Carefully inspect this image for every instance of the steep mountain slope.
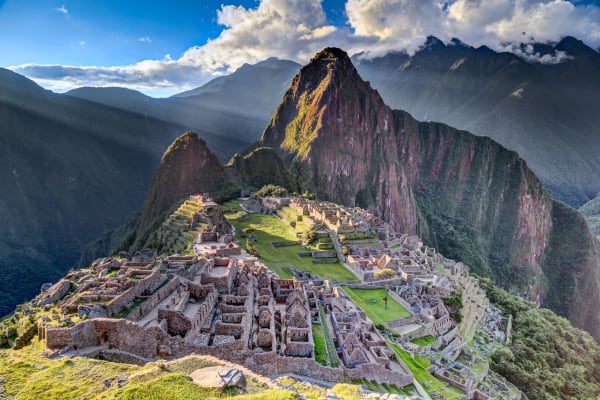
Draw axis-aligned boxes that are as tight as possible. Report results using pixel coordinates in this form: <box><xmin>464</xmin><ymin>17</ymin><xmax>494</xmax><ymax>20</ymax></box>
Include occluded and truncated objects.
<box><xmin>353</xmin><ymin>36</ymin><xmax>600</xmax><ymax>207</ymax></box>
<box><xmin>579</xmin><ymin>194</ymin><xmax>600</xmax><ymax>237</ymax></box>
<box><xmin>130</xmin><ymin>132</ymin><xmax>225</xmax><ymax>250</ymax></box>
<box><xmin>0</xmin><ymin>69</ymin><xmax>190</xmax><ymax>316</ymax></box>
<box><xmin>68</xmin><ymin>58</ymin><xmax>300</xmax><ymax>153</ymax></box>
<box><xmin>250</xmin><ymin>48</ymin><xmax>599</xmax><ymax>340</ymax></box>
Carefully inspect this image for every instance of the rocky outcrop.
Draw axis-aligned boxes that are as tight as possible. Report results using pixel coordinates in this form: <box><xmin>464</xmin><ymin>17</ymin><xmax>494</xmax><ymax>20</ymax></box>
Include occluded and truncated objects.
<box><xmin>260</xmin><ymin>48</ymin><xmax>419</xmax><ymax>234</ymax></box>
<box><xmin>190</xmin><ymin>366</ymin><xmax>246</xmax><ymax>391</ymax></box>
<box><xmin>37</xmin><ymin>279</ymin><xmax>71</xmax><ymax>306</ymax></box>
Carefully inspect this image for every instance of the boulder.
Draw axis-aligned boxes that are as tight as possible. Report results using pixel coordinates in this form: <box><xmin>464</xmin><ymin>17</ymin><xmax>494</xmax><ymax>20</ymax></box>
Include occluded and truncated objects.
<box><xmin>78</xmin><ymin>305</ymin><xmax>108</xmax><ymax>319</ymax></box>
<box><xmin>133</xmin><ymin>248</ymin><xmax>157</xmax><ymax>263</ymax></box>
<box><xmin>190</xmin><ymin>366</ymin><xmax>246</xmax><ymax>391</ymax></box>
<box><xmin>37</xmin><ymin>279</ymin><xmax>70</xmax><ymax>306</ymax></box>
<box><xmin>40</xmin><ymin>283</ymin><xmax>53</xmax><ymax>292</ymax></box>
<box><xmin>118</xmin><ymin>251</ymin><xmax>133</xmax><ymax>261</ymax></box>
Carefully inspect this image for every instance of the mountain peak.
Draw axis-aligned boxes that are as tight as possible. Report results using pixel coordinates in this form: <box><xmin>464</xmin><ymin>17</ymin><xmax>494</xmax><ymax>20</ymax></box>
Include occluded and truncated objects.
<box><xmin>424</xmin><ymin>36</ymin><xmax>445</xmax><ymax>49</ymax></box>
<box><xmin>134</xmin><ymin>131</ymin><xmax>224</xmax><ymax>245</ymax></box>
<box><xmin>555</xmin><ymin>35</ymin><xmax>597</xmax><ymax>58</ymax></box>
<box><xmin>260</xmin><ymin>47</ymin><xmax>380</xmax><ymax>154</ymax></box>
<box><xmin>310</xmin><ymin>47</ymin><xmax>351</xmax><ymax>63</ymax></box>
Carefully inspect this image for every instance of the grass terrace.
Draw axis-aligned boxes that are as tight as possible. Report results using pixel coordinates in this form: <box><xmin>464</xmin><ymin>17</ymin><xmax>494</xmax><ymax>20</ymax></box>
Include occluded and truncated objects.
<box><xmin>410</xmin><ymin>335</ymin><xmax>437</xmax><ymax>347</ymax></box>
<box><xmin>389</xmin><ymin>343</ymin><xmax>464</xmax><ymax>399</ymax></box>
<box><xmin>341</xmin><ymin>287</ymin><xmax>410</xmax><ymax>328</ymax></box>
<box><xmin>223</xmin><ymin>200</ymin><xmax>357</xmax><ymax>282</ymax></box>
<box><xmin>352</xmin><ymin>379</ymin><xmax>417</xmax><ymax>396</ymax></box>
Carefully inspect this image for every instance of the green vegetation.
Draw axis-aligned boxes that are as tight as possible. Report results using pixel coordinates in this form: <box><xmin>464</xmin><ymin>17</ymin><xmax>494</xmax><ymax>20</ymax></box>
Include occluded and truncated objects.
<box><xmin>352</xmin><ymin>378</ymin><xmax>416</xmax><ymax>396</ymax></box>
<box><xmin>0</xmin><ymin>344</ymin><xmax>302</xmax><ymax>400</ymax></box>
<box><xmin>145</xmin><ymin>199</ymin><xmax>206</xmax><ymax>254</ymax></box>
<box><xmin>479</xmin><ymin>277</ymin><xmax>600</xmax><ymax>400</ymax></box>
<box><xmin>0</xmin><ymin>341</ymin><xmax>136</xmax><ymax>399</ymax></box>
<box><xmin>441</xmin><ymin>289</ymin><xmax>463</xmax><ymax>324</ymax></box>
<box><xmin>223</xmin><ymin>201</ymin><xmax>357</xmax><ymax>282</ymax></box>
<box><xmin>103</xmin><ymin>374</ymin><xmax>295</xmax><ymax>400</ymax></box>
<box><xmin>255</xmin><ymin>184</ymin><xmax>288</xmax><ymax>198</ymax></box>
<box><xmin>373</xmin><ymin>268</ymin><xmax>396</xmax><ymax>279</ymax></box>
<box><xmin>314</xmin><ymin>305</ymin><xmax>339</xmax><ymax>367</ymax></box>
<box><xmin>389</xmin><ymin>343</ymin><xmax>464</xmax><ymax>399</ymax></box>
<box><xmin>311</xmin><ymin>324</ymin><xmax>327</xmax><ymax>365</ymax></box>
<box><xmin>331</xmin><ymin>383</ymin><xmax>361</xmax><ymax>400</ymax></box>
<box><xmin>341</xmin><ymin>287</ymin><xmax>410</xmax><ymax>327</ymax></box>
<box><xmin>410</xmin><ymin>335</ymin><xmax>437</xmax><ymax>347</ymax></box>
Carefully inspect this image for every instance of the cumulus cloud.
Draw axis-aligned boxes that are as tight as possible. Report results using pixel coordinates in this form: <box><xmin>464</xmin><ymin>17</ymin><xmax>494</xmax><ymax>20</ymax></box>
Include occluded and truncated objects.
<box><xmin>11</xmin><ymin>0</ymin><xmax>600</xmax><ymax>95</ymax></box>
<box><xmin>177</xmin><ymin>0</ymin><xmax>343</xmax><ymax>74</ymax></box>
<box><xmin>346</xmin><ymin>0</ymin><xmax>600</xmax><ymax>57</ymax></box>
<box><xmin>139</xmin><ymin>36</ymin><xmax>152</xmax><ymax>43</ymax></box>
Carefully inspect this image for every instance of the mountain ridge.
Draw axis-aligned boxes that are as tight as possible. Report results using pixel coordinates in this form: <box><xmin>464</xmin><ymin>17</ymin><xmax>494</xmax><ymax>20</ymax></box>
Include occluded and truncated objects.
<box><xmin>130</xmin><ymin>47</ymin><xmax>600</xmax><ymax>341</ymax></box>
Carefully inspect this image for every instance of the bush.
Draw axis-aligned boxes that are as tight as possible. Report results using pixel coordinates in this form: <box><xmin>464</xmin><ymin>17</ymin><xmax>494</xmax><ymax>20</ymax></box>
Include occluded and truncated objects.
<box><xmin>255</xmin><ymin>184</ymin><xmax>288</xmax><ymax>198</ymax></box>
<box><xmin>374</xmin><ymin>268</ymin><xmax>396</xmax><ymax>279</ymax></box>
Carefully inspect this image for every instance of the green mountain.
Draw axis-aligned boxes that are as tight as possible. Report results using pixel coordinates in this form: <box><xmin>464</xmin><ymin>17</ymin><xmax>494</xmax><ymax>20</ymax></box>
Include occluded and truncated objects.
<box><xmin>128</xmin><ymin>48</ymin><xmax>600</xmax><ymax>342</ymax></box>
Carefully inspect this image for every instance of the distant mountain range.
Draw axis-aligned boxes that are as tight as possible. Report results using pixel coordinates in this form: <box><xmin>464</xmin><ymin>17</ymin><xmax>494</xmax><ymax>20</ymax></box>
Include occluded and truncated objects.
<box><xmin>1</xmin><ymin>35</ymin><xmax>599</xmax><ymax>320</ymax></box>
<box><xmin>352</xmin><ymin>36</ymin><xmax>600</xmax><ymax>207</ymax></box>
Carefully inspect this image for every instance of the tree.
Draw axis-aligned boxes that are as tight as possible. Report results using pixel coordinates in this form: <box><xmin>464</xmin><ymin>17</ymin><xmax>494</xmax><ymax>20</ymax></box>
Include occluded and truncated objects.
<box><xmin>304</xmin><ymin>229</ymin><xmax>317</xmax><ymax>246</ymax></box>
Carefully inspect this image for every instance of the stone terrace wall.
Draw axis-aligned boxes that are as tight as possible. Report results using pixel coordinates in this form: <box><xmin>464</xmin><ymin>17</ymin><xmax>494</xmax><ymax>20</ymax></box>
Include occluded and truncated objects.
<box><xmin>106</xmin><ymin>269</ymin><xmax>161</xmax><ymax>315</ymax></box>
<box><xmin>126</xmin><ymin>277</ymin><xmax>180</xmax><ymax>321</ymax></box>
<box><xmin>250</xmin><ymin>353</ymin><xmax>344</xmax><ymax>383</ymax></box>
<box><xmin>45</xmin><ymin>320</ymin><xmax>99</xmax><ymax>349</ymax></box>
<box><xmin>345</xmin><ymin>363</ymin><xmax>412</xmax><ymax>386</ymax></box>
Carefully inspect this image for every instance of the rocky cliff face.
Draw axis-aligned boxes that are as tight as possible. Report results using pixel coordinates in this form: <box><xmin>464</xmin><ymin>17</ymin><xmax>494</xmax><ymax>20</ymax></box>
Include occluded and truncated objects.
<box><xmin>132</xmin><ymin>132</ymin><xmax>225</xmax><ymax>249</ymax></box>
<box><xmin>255</xmin><ymin>48</ymin><xmax>599</xmax><ymax>340</ymax></box>
<box><xmin>260</xmin><ymin>48</ymin><xmax>419</xmax><ymax>234</ymax></box>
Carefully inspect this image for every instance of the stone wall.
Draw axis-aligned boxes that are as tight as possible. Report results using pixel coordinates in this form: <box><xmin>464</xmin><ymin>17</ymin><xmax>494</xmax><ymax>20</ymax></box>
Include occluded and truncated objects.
<box><xmin>106</xmin><ymin>269</ymin><xmax>161</xmax><ymax>315</ymax></box>
<box><xmin>126</xmin><ymin>277</ymin><xmax>180</xmax><ymax>321</ymax></box>
<box><xmin>46</xmin><ymin>319</ymin><xmax>99</xmax><ymax>349</ymax></box>
<box><xmin>250</xmin><ymin>354</ymin><xmax>344</xmax><ymax>383</ymax></box>
<box><xmin>345</xmin><ymin>363</ymin><xmax>413</xmax><ymax>387</ymax></box>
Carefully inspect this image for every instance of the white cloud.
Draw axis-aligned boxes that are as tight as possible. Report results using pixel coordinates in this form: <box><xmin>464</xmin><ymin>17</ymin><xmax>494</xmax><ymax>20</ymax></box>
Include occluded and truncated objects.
<box><xmin>177</xmin><ymin>0</ymin><xmax>341</xmax><ymax>74</ymax></box>
<box><xmin>345</xmin><ymin>0</ymin><xmax>600</xmax><ymax>57</ymax></box>
<box><xmin>78</xmin><ymin>40</ymin><xmax>86</xmax><ymax>46</ymax></box>
<box><xmin>56</xmin><ymin>4</ymin><xmax>68</xmax><ymax>15</ymax></box>
<box><xmin>12</xmin><ymin>0</ymin><xmax>600</xmax><ymax>95</ymax></box>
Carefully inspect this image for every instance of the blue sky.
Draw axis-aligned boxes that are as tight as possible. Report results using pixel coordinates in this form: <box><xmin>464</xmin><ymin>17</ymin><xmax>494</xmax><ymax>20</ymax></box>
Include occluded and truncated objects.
<box><xmin>1</xmin><ymin>0</ymin><xmax>599</xmax><ymax>96</ymax></box>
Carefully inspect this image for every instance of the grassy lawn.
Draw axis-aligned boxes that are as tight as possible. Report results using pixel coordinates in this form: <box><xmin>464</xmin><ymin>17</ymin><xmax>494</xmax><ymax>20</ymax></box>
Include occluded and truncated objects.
<box><xmin>223</xmin><ymin>201</ymin><xmax>357</xmax><ymax>282</ymax></box>
<box><xmin>410</xmin><ymin>335</ymin><xmax>437</xmax><ymax>347</ymax></box>
<box><xmin>0</xmin><ymin>342</ymin><xmax>298</xmax><ymax>400</ymax></box>
<box><xmin>390</xmin><ymin>343</ymin><xmax>464</xmax><ymax>400</ymax></box>
<box><xmin>341</xmin><ymin>287</ymin><xmax>410</xmax><ymax>327</ymax></box>
<box><xmin>312</xmin><ymin>324</ymin><xmax>327</xmax><ymax>365</ymax></box>
<box><xmin>318</xmin><ymin>304</ymin><xmax>339</xmax><ymax>367</ymax></box>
